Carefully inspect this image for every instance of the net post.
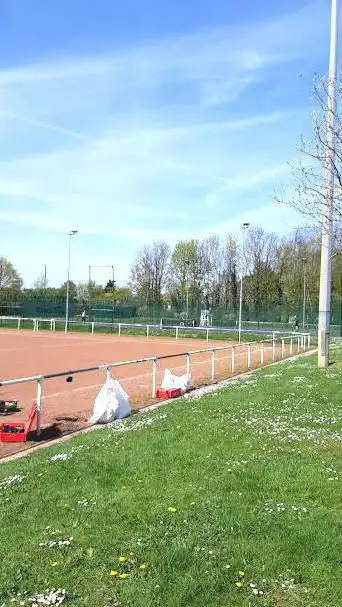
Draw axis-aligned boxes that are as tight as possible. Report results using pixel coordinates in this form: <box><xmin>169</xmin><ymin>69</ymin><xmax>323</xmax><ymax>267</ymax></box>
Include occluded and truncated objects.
<box><xmin>211</xmin><ymin>349</ymin><xmax>215</xmax><ymax>381</ymax></box>
<box><xmin>290</xmin><ymin>337</ymin><xmax>293</xmax><ymax>354</ymax></box>
<box><xmin>64</xmin><ymin>319</ymin><xmax>68</xmax><ymax>334</ymax></box>
<box><xmin>176</xmin><ymin>326</ymin><xmax>179</xmax><ymax>340</ymax></box>
<box><xmin>119</xmin><ymin>323</ymin><xmax>121</xmax><ymax>337</ymax></box>
<box><xmin>18</xmin><ymin>318</ymin><xmax>21</xmax><ymax>330</ymax></box>
<box><xmin>206</xmin><ymin>328</ymin><xmax>209</xmax><ymax>342</ymax></box>
<box><xmin>261</xmin><ymin>341</ymin><xmax>264</xmax><ymax>365</ymax></box>
<box><xmin>152</xmin><ymin>358</ymin><xmax>157</xmax><ymax>398</ymax></box>
<box><xmin>231</xmin><ymin>346</ymin><xmax>235</xmax><ymax>374</ymax></box>
<box><xmin>36</xmin><ymin>379</ymin><xmax>43</xmax><ymax>436</ymax></box>
<box><xmin>91</xmin><ymin>321</ymin><xmax>95</xmax><ymax>335</ymax></box>
<box><xmin>247</xmin><ymin>343</ymin><xmax>251</xmax><ymax>369</ymax></box>
<box><xmin>50</xmin><ymin>319</ymin><xmax>53</xmax><ymax>331</ymax></box>
<box><xmin>281</xmin><ymin>338</ymin><xmax>285</xmax><ymax>359</ymax></box>
<box><xmin>160</xmin><ymin>318</ymin><xmax>163</xmax><ymax>330</ymax></box>
<box><xmin>147</xmin><ymin>325</ymin><xmax>150</xmax><ymax>339</ymax></box>
<box><xmin>186</xmin><ymin>353</ymin><xmax>191</xmax><ymax>376</ymax></box>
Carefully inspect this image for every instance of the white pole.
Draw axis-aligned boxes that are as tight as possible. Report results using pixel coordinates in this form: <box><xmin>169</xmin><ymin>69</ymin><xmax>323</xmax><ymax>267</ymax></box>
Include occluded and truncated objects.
<box><xmin>281</xmin><ymin>338</ymin><xmax>285</xmax><ymax>359</ymax></box>
<box><xmin>152</xmin><ymin>359</ymin><xmax>157</xmax><ymax>398</ymax></box>
<box><xmin>211</xmin><ymin>350</ymin><xmax>215</xmax><ymax>381</ymax></box>
<box><xmin>238</xmin><ymin>223</ymin><xmax>250</xmax><ymax>344</ymax></box>
<box><xmin>176</xmin><ymin>326</ymin><xmax>179</xmax><ymax>340</ymax></box>
<box><xmin>36</xmin><ymin>379</ymin><xmax>43</xmax><ymax>436</ymax></box>
<box><xmin>318</xmin><ymin>0</ymin><xmax>339</xmax><ymax>368</ymax></box>
<box><xmin>206</xmin><ymin>328</ymin><xmax>209</xmax><ymax>342</ymax></box>
<box><xmin>18</xmin><ymin>318</ymin><xmax>21</xmax><ymax>330</ymax></box>
<box><xmin>119</xmin><ymin>323</ymin><xmax>121</xmax><ymax>337</ymax></box>
<box><xmin>261</xmin><ymin>342</ymin><xmax>264</xmax><ymax>365</ymax></box>
<box><xmin>91</xmin><ymin>321</ymin><xmax>95</xmax><ymax>335</ymax></box>
<box><xmin>147</xmin><ymin>325</ymin><xmax>150</xmax><ymax>339</ymax></box>
<box><xmin>231</xmin><ymin>346</ymin><xmax>235</xmax><ymax>373</ymax></box>
<box><xmin>65</xmin><ymin>230</ymin><xmax>77</xmax><ymax>334</ymax></box>
<box><xmin>272</xmin><ymin>338</ymin><xmax>276</xmax><ymax>361</ymax></box>
<box><xmin>303</xmin><ymin>263</ymin><xmax>307</xmax><ymax>330</ymax></box>
<box><xmin>247</xmin><ymin>343</ymin><xmax>251</xmax><ymax>368</ymax></box>
<box><xmin>186</xmin><ymin>353</ymin><xmax>191</xmax><ymax>376</ymax></box>
<box><xmin>290</xmin><ymin>337</ymin><xmax>293</xmax><ymax>354</ymax></box>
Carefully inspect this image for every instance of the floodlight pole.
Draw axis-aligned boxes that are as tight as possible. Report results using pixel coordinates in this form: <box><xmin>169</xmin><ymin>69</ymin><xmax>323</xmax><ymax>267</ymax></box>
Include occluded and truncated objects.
<box><xmin>318</xmin><ymin>0</ymin><xmax>339</xmax><ymax>367</ymax></box>
<box><xmin>302</xmin><ymin>258</ymin><xmax>307</xmax><ymax>330</ymax></box>
<box><xmin>65</xmin><ymin>230</ymin><xmax>78</xmax><ymax>333</ymax></box>
<box><xmin>238</xmin><ymin>223</ymin><xmax>250</xmax><ymax>344</ymax></box>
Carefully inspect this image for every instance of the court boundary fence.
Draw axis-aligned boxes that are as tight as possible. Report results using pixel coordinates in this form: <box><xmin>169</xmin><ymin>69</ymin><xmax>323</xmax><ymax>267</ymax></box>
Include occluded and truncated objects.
<box><xmin>0</xmin><ymin>331</ymin><xmax>311</xmax><ymax>439</ymax></box>
<box><xmin>0</xmin><ymin>315</ymin><xmax>300</xmax><ymax>342</ymax></box>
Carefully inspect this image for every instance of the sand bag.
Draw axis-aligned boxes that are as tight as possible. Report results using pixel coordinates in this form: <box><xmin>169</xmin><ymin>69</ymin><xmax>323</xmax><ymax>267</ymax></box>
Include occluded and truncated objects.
<box><xmin>161</xmin><ymin>369</ymin><xmax>191</xmax><ymax>393</ymax></box>
<box><xmin>89</xmin><ymin>378</ymin><xmax>131</xmax><ymax>424</ymax></box>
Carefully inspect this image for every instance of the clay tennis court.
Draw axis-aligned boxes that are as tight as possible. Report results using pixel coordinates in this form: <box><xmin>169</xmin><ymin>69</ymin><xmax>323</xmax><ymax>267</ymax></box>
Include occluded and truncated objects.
<box><xmin>0</xmin><ymin>328</ymin><xmax>294</xmax><ymax>457</ymax></box>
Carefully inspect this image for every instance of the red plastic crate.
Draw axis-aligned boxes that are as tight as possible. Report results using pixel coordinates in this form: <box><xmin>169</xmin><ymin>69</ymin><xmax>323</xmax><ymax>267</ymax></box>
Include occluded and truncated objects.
<box><xmin>0</xmin><ymin>401</ymin><xmax>37</xmax><ymax>443</ymax></box>
<box><xmin>156</xmin><ymin>388</ymin><xmax>182</xmax><ymax>399</ymax></box>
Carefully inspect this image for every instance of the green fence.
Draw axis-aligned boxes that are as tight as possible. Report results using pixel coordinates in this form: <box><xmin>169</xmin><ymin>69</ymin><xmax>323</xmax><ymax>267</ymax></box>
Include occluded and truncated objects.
<box><xmin>1</xmin><ymin>296</ymin><xmax>342</xmax><ymax>334</ymax></box>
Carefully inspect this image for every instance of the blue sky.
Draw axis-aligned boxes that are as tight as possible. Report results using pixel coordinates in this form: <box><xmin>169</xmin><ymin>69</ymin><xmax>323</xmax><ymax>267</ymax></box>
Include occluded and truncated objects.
<box><xmin>0</xmin><ymin>0</ymin><xmax>334</xmax><ymax>287</ymax></box>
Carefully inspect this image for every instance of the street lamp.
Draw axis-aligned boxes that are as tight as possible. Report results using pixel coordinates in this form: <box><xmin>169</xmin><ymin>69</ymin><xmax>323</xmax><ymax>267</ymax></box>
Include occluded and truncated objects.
<box><xmin>238</xmin><ymin>222</ymin><xmax>250</xmax><ymax>344</ymax></box>
<box><xmin>65</xmin><ymin>230</ymin><xmax>78</xmax><ymax>333</ymax></box>
<box><xmin>302</xmin><ymin>258</ymin><xmax>308</xmax><ymax>329</ymax></box>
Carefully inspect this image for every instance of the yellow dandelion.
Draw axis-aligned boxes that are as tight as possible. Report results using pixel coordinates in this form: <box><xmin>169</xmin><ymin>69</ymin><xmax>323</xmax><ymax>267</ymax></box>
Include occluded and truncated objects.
<box><xmin>139</xmin><ymin>563</ymin><xmax>148</xmax><ymax>570</ymax></box>
<box><xmin>119</xmin><ymin>573</ymin><xmax>129</xmax><ymax>579</ymax></box>
<box><xmin>238</xmin><ymin>571</ymin><xmax>245</xmax><ymax>577</ymax></box>
<box><xmin>235</xmin><ymin>581</ymin><xmax>243</xmax><ymax>588</ymax></box>
<box><xmin>168</xmin><ymin>507</ymin><xmax>177</xmax><ymax>513</ymax></box>
<box><xmin>110</xmin><ymin>570</ymin><xmax>118</xmax><ymax>576</ymax></box>
<box><xmin>118</xmin><ymin>556</ymin><xmax>126</xmax><ymax>563</ymax></box>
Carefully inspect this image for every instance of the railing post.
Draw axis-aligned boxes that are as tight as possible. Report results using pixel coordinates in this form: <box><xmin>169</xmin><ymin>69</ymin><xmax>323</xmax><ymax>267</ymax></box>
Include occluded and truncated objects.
<box><xmin>18</xmin><ymin>318</ymin><xmax>21</xmax><ymax>330</ymax></box>
<box><xmin>308</xmin><ymin>334</ymin><xmax>311</xmax><ymax>348</ymax></box>
<box><xmin>281</xmin><ymin>338</ymin><xmax>285</xmax><ymax>359</ymax></box>
<box><xmin>176</xmin><ymin>327</ymin><xmax>179</xmax><ymax>340</ymax></box>
<box><xmin>118</xmin><ymin>323</ymin><xmax>121</xmax><ymax>337</ymax></box>
<box><xmin>36</xmin><ymin>379</ymin><xmax>43</xmax><ymax>436</ymax></box>
<box><xmin>91</xmin><ymin>321</ymin><xmax>95</xmax><ymax>335</ymax></box>
<box><xmin>231</xmin><ymin>346</ymin><xmax>235</xmax><ymax>374</ymax></box>
<box><xmin>290</xmin><ymin>337</ymin><xmax>293</xmax><ymax>354</ymax></box>
<box><xmin>247</xmin><ymin>343</ymin><xmax>251</xmax><ymax>369</ymax></box>
<box><xmin>206</xmin><ymin>328</ymin><xmax>209</xmax><ymax>342</ymax></box>
<box><xmin>186</xmin><ymin>353</ymin><xmax>191</xmax><ymax>376</ymax></box>
<box><xmin>261</xmin><ymin>342</ymin><xmax>264</xmax><ymax>365</ymax></box>
<box><xmin>272</xmin><ymin>337</ymin><xmax>276</xmax><ymax>361</ymax></box>
<box><xmin>297</xmin><ymin>336</ymin><xmax>300</xmax><ymax>353</ymax></box>
<box><xmin>152</xmin><ymin>358</ymin><xmax>157</xmax><ymax>398</ymax></box>
<box><xmin>211</xmin><ymin>349</ymin><xmax>215</xmax><ymax>381</ymax></box>
<box><xmin>160</xmin><ymin>318</ymin><xmax>163</xmax><ymax>330</ymax></box>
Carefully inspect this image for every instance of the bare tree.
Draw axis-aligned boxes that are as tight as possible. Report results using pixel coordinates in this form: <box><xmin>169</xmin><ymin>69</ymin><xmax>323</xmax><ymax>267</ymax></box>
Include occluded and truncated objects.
<box><xmin>0</xmin><ymin>257</ymin><xmax>22</xmax><ymax>291</ymax></box>
<box><xmin>276</xmin><ymin>76</ymin><xmax>342</xmax><ymax>241</ymax></box>
<box><xmin>131</xmin><ymin>241</ymin><xmax>170</xmax><ymax>305</ymax></box>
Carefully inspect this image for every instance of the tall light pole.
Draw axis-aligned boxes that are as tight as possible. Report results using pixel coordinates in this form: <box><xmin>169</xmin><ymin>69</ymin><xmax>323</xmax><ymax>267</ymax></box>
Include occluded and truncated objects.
<box><xmin>302</xmin><ymin>258</ymin><xmax>308</xmax><ymax>329</ymax></box>
<box><xmin>238</xmin><ymin>222</ymin><xmax>250</xmax><ymax>344</ymax></box>
<box><xmin>318</xmin><ymin>0</ymin><xmax>339</xmax><ymax>367</ymax></box>
<box><xmin>65</xmin><ymin>230</ymin><xmax>78</xmax><ymax>333</ymax></box>
<box><xmin>185</xmin><ymin>259</ymin><xmax>190</xmax><ymax>320</ymax></box>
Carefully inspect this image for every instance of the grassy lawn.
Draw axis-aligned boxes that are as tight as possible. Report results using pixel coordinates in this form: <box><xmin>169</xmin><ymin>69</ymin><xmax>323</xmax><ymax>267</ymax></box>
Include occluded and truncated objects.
<box><xmin>1</xmin><ymin>345</ymin><xmax>341</xmax><ymax>606</ymax></box>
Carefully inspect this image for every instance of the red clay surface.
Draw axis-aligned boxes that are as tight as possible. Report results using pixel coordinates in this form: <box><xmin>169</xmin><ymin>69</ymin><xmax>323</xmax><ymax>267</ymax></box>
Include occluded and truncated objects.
<box><xmin>0</xmin><ymin>329</ymin><xmax>295</xmax><ymax>457</ymax></box>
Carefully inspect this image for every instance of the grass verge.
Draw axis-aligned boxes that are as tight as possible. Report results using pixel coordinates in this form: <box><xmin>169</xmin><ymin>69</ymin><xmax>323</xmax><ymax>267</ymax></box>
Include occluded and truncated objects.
<box><xmin>1</xmin><ymin>346</ymin><xmax>341</xmax><ymax>606</ymax></box>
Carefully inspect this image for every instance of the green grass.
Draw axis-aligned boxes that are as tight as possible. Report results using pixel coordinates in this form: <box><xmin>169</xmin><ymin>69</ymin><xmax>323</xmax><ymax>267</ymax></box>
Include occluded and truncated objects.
<box><xmin>2</xmin><ymin>345</ymin><xmax>342</xmax><ymax>606</ymax></box>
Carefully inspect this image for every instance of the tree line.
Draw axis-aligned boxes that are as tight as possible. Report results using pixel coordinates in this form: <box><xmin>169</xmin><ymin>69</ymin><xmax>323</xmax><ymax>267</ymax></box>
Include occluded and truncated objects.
<box><xmin>2</xmin><ymin>225</ymin><xmax>342</xmax><ymax>319</ymax></box>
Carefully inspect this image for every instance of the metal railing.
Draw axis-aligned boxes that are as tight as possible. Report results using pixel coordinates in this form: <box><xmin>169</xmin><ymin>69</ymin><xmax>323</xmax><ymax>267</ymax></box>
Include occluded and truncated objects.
<box><xmin>0</xmin><ymin>333</ymin><xmax>311</xmax><ymax>437</ymax></box>
<box><xmin>0</xmin><ymin>315</ymin><xmax>294</xmax><ymax>342</ymax></box>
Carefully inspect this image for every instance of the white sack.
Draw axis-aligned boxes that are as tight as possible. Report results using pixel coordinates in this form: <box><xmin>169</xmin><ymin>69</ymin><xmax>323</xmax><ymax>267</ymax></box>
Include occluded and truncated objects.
<box><xmin>161</xmin><ymin>369</ymin><xmax>191</xmax><ymax>393</ymax></box>
<box><xmin>89</xmin><ymin>378</ymin><xmax>131</xmax><ymax>425</ymax></box>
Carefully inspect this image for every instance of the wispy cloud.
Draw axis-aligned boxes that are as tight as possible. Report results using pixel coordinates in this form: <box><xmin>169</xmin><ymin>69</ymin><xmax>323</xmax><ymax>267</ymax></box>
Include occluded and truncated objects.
<box><xmin>0</xmin><ymin>1</ymin><xmax>327</xmax><ymax>285</ymax></box>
